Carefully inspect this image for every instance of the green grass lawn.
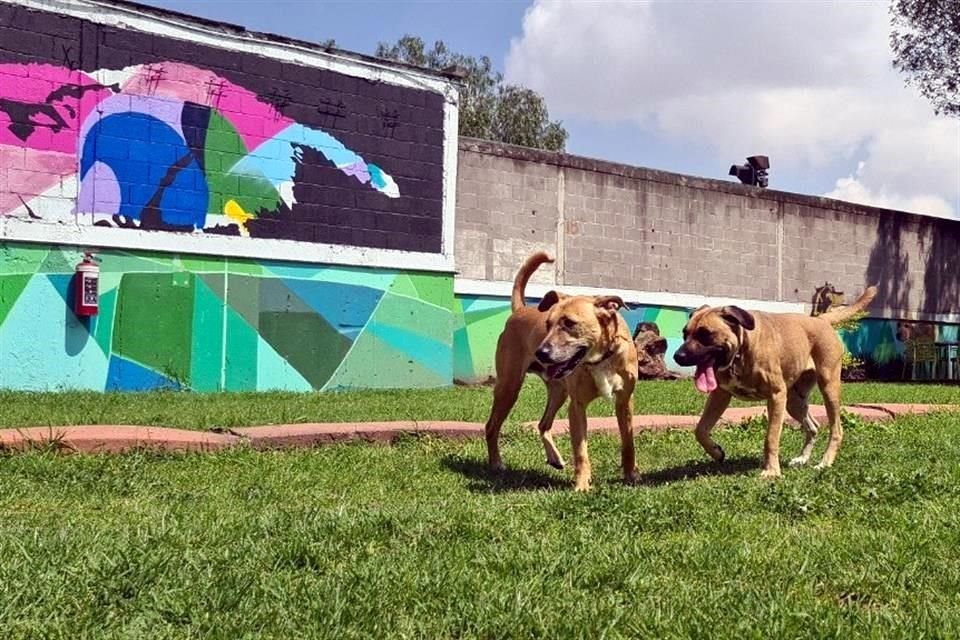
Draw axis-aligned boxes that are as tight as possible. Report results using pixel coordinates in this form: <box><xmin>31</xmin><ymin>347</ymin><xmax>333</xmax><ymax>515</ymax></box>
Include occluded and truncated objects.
<box><xmin>1</xmin><ymin>384</ymin><xmax>959</xmax><ymax>638</ymax></box>
<box><xmin>0</xmin><ymin>381</ymin><xmax>958</xmax><ymax>429</ymax></box>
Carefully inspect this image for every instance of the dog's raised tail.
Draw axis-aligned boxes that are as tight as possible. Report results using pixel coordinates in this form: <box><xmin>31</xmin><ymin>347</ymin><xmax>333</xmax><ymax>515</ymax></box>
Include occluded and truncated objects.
<box><xmin>820</xmin><ymin>285</ymin><xmax>878</xmax><ymax>326</ymax></box>
<box><xmin>511</xmin><ymin>251</ymin><xmax>554</xmax><ymax>312</ymax></box>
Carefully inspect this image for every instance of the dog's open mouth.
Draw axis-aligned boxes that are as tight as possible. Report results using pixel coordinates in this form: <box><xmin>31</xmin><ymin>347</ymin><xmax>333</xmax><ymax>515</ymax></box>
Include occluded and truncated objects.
<box><xmin>694</xmin><ymin>357</ymin><xmax>717</xmax><ymax>394</ymax></box>
<box><xmin>544</xmin><ymin>347</ymin><xmax>588</xmax><ymax>380</ymax></box>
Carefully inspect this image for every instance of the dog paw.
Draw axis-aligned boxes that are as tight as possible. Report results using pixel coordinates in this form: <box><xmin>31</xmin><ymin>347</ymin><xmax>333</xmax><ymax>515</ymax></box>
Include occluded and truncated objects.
<box><xmin>713</xmin><ymin>446</ymin><xmax>726</xmax><ymax>463</ymax></box>
<box><xmin>623</xmin><ymin>470</ymin><xmax>641</xmax><ymax>485</ymax></box>
<box><xmin>546</xmin><ymin>458</ymin><xmax>565</xmax><ymax>470</ymax></box>
<box><xmin>574</xmin><ymin>482</ymin><xmax>592</xmax><ymax>492</ymax></box>
<box><xmin>489</xmin><ymin>461</ymin><xmax>506</xmax><ymax>473</ymax></box>
<box><xmin>759</xmin><ymin>467</ymin><xmax>782</xmax><ymax>480</ymax></box>
<box><xmin>813</xmin><ymin>462</ymin><xmax>831</xmax><ymax>471</ymax></box>
<box><xmin>788</xmin><ymin>456</ymin><xmax>809</xmax><ymax>467</ymax></box>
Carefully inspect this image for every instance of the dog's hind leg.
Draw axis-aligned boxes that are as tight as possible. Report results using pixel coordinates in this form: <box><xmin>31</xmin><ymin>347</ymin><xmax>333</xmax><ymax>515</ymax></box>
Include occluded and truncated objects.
<box><xmin>696</xmin><ymin>389</ymin><xmax>731</xmax><ymax>463</ymax></box>
<box><xmin>814</xmin><ymin>364</ymin><xmax>844</xmax><ymax>470</ymax></box>
<box><xmin>538</xmin><ymin>380</ymin><xmax>568</xmax><ymax>470</ymax></box>
<box><xmin>787</xmin><ymin>372</ymin><xmax>820</xmax><ymax>467</ymax></box>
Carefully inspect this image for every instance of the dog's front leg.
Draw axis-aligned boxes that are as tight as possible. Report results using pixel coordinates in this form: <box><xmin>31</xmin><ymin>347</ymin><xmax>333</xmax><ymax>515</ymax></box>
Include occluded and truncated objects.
<box><xmin>761</xmin><ymin>390</ymin><xmax>787</xmax><ymax>479</ymax></box>
<box><xmin>568</xmin><ymin>401</ymin><xmax>591</xmax><ymax>491</ymax></box>
<box><xmin>696</xmin><ymin>389</ymin><xmax>731</xmax><ymax>463</ymax></box>
<box><xmin>538</xmin><ymin>381</ymin><xmax>568</xmax><ymax>470</ymax></box>
<box><xmin>615</xmin><ymin>389</ymin><xmax>639</xmax><ymax>483</ymax></box>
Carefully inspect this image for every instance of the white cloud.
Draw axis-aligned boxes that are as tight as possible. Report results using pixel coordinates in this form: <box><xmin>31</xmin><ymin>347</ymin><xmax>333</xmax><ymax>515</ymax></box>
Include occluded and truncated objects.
<box><xmin>506</xmin><ymin>0</ymin><xmax>960</xmax><ymax>219</ymax></box>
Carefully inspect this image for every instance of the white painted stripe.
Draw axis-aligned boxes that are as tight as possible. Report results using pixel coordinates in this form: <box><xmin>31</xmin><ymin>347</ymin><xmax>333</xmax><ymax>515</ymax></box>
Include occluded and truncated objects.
<box><xmin>454</xmin><ymin>278</ymin><xmax>808</xmax><ymax>314</ymax></box>
<box><xmin>1</xmin><ymin>217</ymin><xmax>454</xmax><ymax>272</ymax></box>
<box><xmin>23</xmin><ymin>0</ymin><xmax>453</xmax><ymax>94</ymax></box>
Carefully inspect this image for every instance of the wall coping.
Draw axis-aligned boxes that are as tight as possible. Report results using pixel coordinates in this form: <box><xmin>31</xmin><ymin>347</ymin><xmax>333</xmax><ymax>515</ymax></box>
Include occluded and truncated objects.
<box><xmin>459</xmin><ymin>138</ymin><xmax>959</xmax><ymax>228</ymax></box>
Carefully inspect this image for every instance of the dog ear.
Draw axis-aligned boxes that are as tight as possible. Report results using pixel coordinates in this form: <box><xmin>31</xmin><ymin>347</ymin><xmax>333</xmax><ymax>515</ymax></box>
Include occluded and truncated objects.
<box><xmin>538</xmin><ymin>290</ymin><xmax>562</xmax><ymax>312</ymax></box>
<box><xmin>594</xmin><ymin>295</ymin><xmax>625</xmax><ymax>312</ymax></box>
<box><xmin>720</xmin><ymin>305</ymin><xmax>755</xmax><ymax>330</ymax></box>
<box><xmin>690</xmin><ymin>304</ymin><xmax>710</xmax><ymax>317</ymax></box>
<box><xmin>632</xmin><ymin>321</ymin><xmax>661</xmax><ymax>340</ymax></box>
<box><xmin>645</xmin><ymin>336</ymin><xmax>668</xmax><ymax>357</ymax></box>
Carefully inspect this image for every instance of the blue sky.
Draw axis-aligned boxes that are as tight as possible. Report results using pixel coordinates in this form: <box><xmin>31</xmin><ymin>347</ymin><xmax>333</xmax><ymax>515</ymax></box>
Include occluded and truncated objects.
<box><xmin>142</xmin><ymin>0</ymin><xmax>960</xmax><ymax>220</ymax></box>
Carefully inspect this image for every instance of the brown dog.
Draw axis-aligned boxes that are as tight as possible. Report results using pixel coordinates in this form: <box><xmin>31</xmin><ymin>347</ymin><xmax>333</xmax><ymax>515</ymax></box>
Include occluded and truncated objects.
<box><xmin>483</xmin><ymin>252</ymin><xmax>640</xmax><ymax>491</ymax></box>
<box><xmin>633</xmin><ymin>322</ymin><xmax>681</xmax><ymax>380</ymax></box>
<box><xmin>673</xmin><ymin>286</ymin><xmax>877</xmax><ymax>478</ymax></box>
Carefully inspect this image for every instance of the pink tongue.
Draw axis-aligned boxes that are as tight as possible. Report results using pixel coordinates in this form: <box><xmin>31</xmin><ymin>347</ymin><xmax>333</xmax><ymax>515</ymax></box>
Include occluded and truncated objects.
<box><xmin>694</xmin><ymin>363</ymin><xmax>718</xmax><ymax>394</ymax></box>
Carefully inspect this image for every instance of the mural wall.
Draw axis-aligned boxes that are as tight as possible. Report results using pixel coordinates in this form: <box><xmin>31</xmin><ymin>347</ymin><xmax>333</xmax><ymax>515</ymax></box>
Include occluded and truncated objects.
<box><xmin>0</xmin><ymin>2</ymin><xmax>445</xmax><ymax>252</ymax></box>
<box><xmin>453</xmin><ymin>295</ymin><xmax>960</xmax><ymax>384</ymax></box>
<box><xmin>0</xmin><ymin>242</ymin><xmax>453</xmax><ymax>391</ymax></box>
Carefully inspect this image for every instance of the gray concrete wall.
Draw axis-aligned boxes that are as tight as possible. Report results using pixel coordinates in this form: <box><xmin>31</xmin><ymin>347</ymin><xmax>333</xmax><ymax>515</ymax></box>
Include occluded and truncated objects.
<box><xmin>456</xmin><ymin>138</ymin><xmax>960</xmax><ymax>321</ymax></box>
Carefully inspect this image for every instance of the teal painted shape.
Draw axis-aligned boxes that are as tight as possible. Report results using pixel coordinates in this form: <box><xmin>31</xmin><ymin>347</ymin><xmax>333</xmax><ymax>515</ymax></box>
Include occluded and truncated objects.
<box><xmin>324</xmin><ymin>330</ymin><xmax>447</xmax><ymax>391</ymax></box>
<box><xmin>460</xmin><ymin>296</ymin><xmax>511</xmax><ymax>313</ymax></box>
<box><xmin>224</xmin><ymin>306</ymin><xmax>258</xmax><ymax>392</ymax></box>
<box><xmin>255</xmin><ymin>335</ymin><xmax>313</xmax><ymax>391</ymax></box>
<box><xmin>452</xmin><ymin>325</ymin><xmax>476</xmax><ymax>383</ymax></box>
<box><xmin>279</xmin><ymin>279</ymin><xmax>384</xmax><ymax>339</ymax></box>
<box><xmin>0</xmin><ymin>275</ymin><xmax>107</xmax><ymax>390</ymax></box>
<box><xmin>366</xmin><ymin>322</ymin><xmax>452</xmax><ymax>380</ymax></box>
<box><xmin>262</xmin><ymin>261</ymin><xmax>396</xmax><ymax>290</ymax></box>
<box><xmin>191</xmin><ymin>276</ymin><xmax>226</xmax><ymax>392</ymax></box>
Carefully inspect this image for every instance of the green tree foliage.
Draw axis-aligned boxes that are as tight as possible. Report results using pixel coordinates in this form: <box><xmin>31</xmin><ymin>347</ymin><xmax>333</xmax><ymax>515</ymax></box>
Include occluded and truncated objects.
<box><xmin>376</xmin><ymin>36</ymin><xmax>568</xmax><ymax>151</ymax></box>
<box><xmin>890</xmin><ymin>0</ymin><xmax>960</xmax><ymax>117</ymax></box>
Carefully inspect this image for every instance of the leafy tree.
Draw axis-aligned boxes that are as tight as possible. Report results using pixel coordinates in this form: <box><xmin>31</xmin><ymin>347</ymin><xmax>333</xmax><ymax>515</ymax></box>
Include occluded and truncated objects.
<box><xmin>890</xmin><ymin>0</ymin><xmax>960</xmax><ymax>117</ymax></box>
<box><xmin>375</xmin><ymin>36</ymin><xmax>568</xmax><ymax>151</ymax></box>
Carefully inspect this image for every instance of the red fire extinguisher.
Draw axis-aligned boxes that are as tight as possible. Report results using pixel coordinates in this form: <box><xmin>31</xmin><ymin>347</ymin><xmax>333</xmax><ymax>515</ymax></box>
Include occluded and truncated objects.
<box><xmin>74</xmin><ymin>252</ymin><xmax>100</xmax><ymax>317</ymax></box>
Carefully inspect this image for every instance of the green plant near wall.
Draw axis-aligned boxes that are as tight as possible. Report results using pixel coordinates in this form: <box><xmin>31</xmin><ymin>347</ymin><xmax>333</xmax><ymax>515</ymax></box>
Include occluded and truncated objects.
<box><xmin>836</xmin><ymin>310</ymin><xmax>868</xmax><ymax>378</ymax></box>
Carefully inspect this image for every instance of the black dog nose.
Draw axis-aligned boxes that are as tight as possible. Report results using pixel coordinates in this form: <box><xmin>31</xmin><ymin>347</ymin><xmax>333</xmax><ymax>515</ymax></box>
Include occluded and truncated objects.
<box><xmin>535</xmin><ymin>348</ymin><xmax>552</xmax><ymax>363</ymax></box>
<box><xmin>673</xmin><ymin>347</ymin><xmax>691</xmax><ymax>366</ymax></box>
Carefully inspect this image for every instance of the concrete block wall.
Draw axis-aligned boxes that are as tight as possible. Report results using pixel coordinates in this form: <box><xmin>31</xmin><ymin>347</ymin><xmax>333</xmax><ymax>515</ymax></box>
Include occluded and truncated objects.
<box><xmin>457</xmin><ymin>138</ymin><xmax>960</xmax><ymax>323</ymax></box>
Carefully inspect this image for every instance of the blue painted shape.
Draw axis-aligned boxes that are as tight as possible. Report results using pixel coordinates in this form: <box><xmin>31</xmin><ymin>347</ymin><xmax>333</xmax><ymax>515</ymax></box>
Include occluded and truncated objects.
<box><xmin>369</xmin><ymin>164</ymin><xmax>387</xmax><ymax>189</ymax></box>
<box><xmin>366</xmin><ymin>322</ymin><xmax>452</xmax><ymax>380</ymax></box>
<box><xmin>106</xmin><ymin>355</ymin><xmax>182</xmax><ymax>391</ymax></box>
<box><xmin>80</xmin><ymin>112</ymin><xmax>208</xmax><ymax>229</ymax></box>
<box><xmin>279</xmin><ymin>279</ymin><xmax>384</xmax><ymax>338</ymax></box>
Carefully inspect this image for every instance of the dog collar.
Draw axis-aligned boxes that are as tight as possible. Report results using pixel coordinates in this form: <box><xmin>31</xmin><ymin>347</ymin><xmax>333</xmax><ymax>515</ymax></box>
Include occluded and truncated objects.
<box><xmin>585</xmin><ymin>344</ymin><xmax>620</xmax><ymax>366</ymax></box>
<box><xmin>717</xmin><ymin>325</ymin><xmax>745</xmax><ymax>373</ymax></box>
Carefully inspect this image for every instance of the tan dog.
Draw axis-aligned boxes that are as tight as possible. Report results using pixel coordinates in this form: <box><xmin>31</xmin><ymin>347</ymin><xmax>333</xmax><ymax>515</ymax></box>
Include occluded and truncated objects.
<box><xmin>483</xmin><ymin>252</ymin><xmax>640</xmax><ymax>491</ymax></box>
<box><xmin>673</xmin><ymin>286</ymin><xmax>877</xmax><ymax>478</ymax></box>
<box><xmin>633</xmin><ymin>322</ymin><xmax>681</xmax><ymax>380</ymax></box>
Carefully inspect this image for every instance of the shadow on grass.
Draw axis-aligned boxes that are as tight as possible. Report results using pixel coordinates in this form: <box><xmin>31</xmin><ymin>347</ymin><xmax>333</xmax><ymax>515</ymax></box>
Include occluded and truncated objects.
<box><xmin>441</xmin><ymin>455</ymin><xmax>569</xmax><ymax>493</ymax></box>
<box><xmin>638</xmin><ymin>456</ymin><xmax>761</xmax><ymax>486</ymax></box>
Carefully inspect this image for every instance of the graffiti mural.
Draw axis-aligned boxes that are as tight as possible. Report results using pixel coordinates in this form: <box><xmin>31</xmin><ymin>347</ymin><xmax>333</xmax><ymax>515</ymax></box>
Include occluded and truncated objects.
<box><xmin>841</xmin><ymin>318</ymin><xmax>960</xmax><ymax>380</ymax></box>
<box><xmin>0</xmin><ymin>242</ymin><xmax>453</xmax><ymax>391</ymax></box>
<box><xmin>0</xmin><ymin>3</ymin><xmax>445</xmax><ymax>252</ymax></box>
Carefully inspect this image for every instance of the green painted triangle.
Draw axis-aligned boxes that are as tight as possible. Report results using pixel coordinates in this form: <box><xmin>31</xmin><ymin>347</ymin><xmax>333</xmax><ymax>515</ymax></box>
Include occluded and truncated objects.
<box><xmin>93</xmin><ymin>287</ymin><xmax>118</xmax><ymax>355</ymax></box>
<box><xmin>0</xmin><ymin>274</ymin><xmax>32</xmax><ymax>326</ymax></box>
<box><xmin>38</xmin><ymin>248</ymin><xmax>73</xmax><ymax>274</ymax></box>
<box><xmin>225</xmin><ymin>274</ymin><xmax>261</xmax><ymax>329</ymax></box>
<box><xmin>181</xmin><ymin>255</ymin><xmax>224</xmax><ymax>273</ymax></box>
<box><xmin>324</xmin><ymin>329</ymin><xmax>445</xmax><ymax>391</ymax></box>
<box><xmin>388</xmin><ymin>274</ymin><xmax>420</xmax><ymax>299</ymax></box>
<box><xmin>408</xmin><ymin>273</ymin><xmax>455</xmax><ymax>311</ymax></box>
<box><xmin>226</xmin><ymin>259</ymin><xmax>263</xmax><ymax>276</ymax></box>
<box><xmin>0</xmin><ymin>245</ymin><xmax>48</xmax><ymax>274</ymax></box>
